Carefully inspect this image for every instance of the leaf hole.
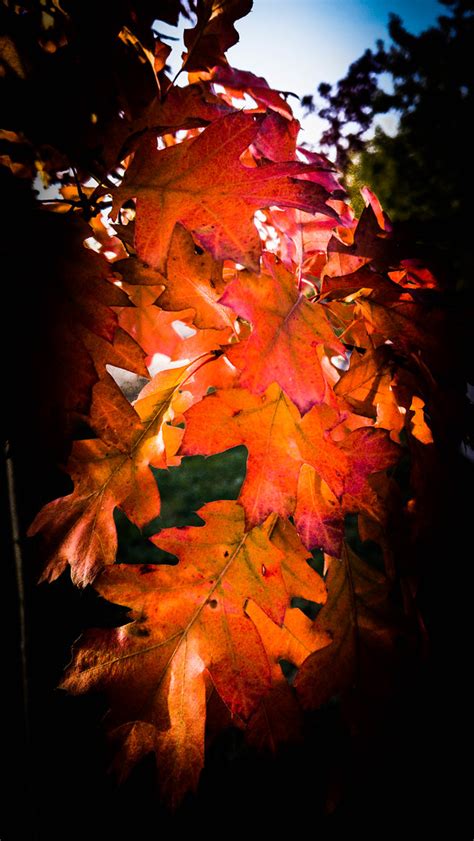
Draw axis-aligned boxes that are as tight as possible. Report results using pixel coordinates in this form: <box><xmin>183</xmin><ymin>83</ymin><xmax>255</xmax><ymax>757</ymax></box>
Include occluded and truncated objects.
<box><xmin>291</xmin><ymin>596</ymin><xmax>323</xmax><ymax>620</ymax></box>
<box><xmin>308</xmin><ymin>548</ymin><xmax>325</xmax><ymax>576</ymax></box>
<box><xmin>208</xmin><ymin>599</ymin><xmax>218</xmax><ymax>609</ymax></box>
<box><xmin>279</xmin><ymin>659</ymin><xmax>298</xmax><ymax>685</ymax></box>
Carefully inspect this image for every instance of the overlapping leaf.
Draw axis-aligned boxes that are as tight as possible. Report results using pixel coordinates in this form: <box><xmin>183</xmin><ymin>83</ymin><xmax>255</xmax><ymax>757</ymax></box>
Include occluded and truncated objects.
<box><xmin>157</xmin><ymin>224</ymin><xmax>233</xmax><ymax>329</ymax></box>
<box><xmin>182</xmin><ymin>0</ymin><xmax>253</xmax><ymax>72</ymax></box>
<box><xmin>324</xmin><ymin>199</ymin><xmax>397</xmax><ymax>278</ymax></box>
<box><xmin>181</xmin><ymin>384</ymin><xmax>398</xmax><ymax>553</ymax></box>
<box><xmin>334</xmin><ymin>347</ymin><xmax>405</xmax><ymax>442</ymax></box>
<box><xmin>28</xmin><ymin>364</ymin><xmax>202</xmax><ymax>585</ymax></box>
<box><xmin>209</xmin><ymin>65</ymin><xmax>295</xmax><ymax>120</ymax></box>
<box><xmin>27</xmin><ymin>215</ymin><xmax>146</xmax><ymax>433</ymax></box>
<box><xmin>220</xmin><ymin>253</ymin><xmax>345</xmax><ymax>413</ymax></box>
<box><xmin>112</xmin><ymin>111</ymin><xmax>339</xmax><ymax>272</ymax></box>
<box><xmin>295</xmin><ymin>544</ymin><xmax>408</xmax><ymax>709</ymax></box>
<box><xmin>60</xmin><ymin>501</ymin><xmax>326</xmax><ymax>805</ymax></box>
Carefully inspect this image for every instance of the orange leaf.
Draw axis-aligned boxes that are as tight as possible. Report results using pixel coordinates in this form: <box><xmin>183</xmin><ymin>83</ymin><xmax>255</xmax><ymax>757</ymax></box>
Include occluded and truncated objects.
<box><xmin>210</xmin><ymin>66</ymin><xmax>295</xmax><ymax>120</ymax></box>
<box><xmin>181</xmin><ymin>384</ymin><xmax>347</xmax><ymax>527</ymax></box>
<box><xmin>181</xmin><ymin>384</ymin><xmax>396</xmax><ymax>554</ymax></box>
<box><xmin>28</xmin><ymin>364</ymin><xmax>199</xmax><ymax>585</ymax></box>
<box><xmin>158</xmin><ymin>225</ymin><xmax>233</xmax><ymax>330</ymax></box>
<box><xmin>245</xmin><ymin>599</ymin><xmax>330</xmax><ymax>754</ymax></box>
<box><xmin>59</xmin><ymin>500</ymin><xmax>325</xmax><ymax>805</ymax></box>
<box><xmin>112</xmin><ymin>111</ymin><xmax>339</xmax><ymax>272</ymax></box>
<box><xmin>334</xmin><ymin>347</ymin><xmax>405</xmax><ymax>441</ymax></box>
<box><xmin>220</xmin><ymin>253</ymin><xmax>345</xmax><ymax>413</ymax></box>
<box><xmin>294</xmin><ymin>465</ymin><xmax>342</xmax><ymax>557</ymax></box>
<box><xmin>410</xmin><ymin>395</ymin><xmax>434</xmax><ymax>444</ymax></box>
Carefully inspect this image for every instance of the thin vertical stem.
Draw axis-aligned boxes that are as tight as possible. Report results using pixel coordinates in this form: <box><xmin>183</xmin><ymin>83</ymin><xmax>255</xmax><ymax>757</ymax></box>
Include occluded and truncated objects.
<box><xmin>5</xmin><ymin>439</ymin><xmax>29</xmax><ymax>740</ymax></box>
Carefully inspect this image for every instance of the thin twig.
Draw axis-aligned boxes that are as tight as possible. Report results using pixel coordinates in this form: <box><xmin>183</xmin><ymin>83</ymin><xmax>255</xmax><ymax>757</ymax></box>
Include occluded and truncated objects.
<box><xmin>38</xmin><ymin>198</ymin><xmax>82</xmax><ymax>205</ymax></box>
<box><xmin>5</xmin><ymin>439</ymin><xmax>29</xmax><ymax>741</ymax></box>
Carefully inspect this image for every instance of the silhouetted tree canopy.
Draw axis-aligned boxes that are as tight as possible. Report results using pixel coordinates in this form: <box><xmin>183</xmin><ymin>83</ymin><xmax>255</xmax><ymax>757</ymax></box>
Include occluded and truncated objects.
<box><xmin>304</xmin><ymin>0</ymin><xmax>474</xmax><ymax>289</ymax></box>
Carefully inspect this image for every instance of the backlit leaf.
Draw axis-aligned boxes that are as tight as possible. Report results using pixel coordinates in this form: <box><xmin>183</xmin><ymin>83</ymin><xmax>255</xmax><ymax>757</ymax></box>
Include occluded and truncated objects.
<box><xmin>112</xmin><ymin>111</ymin><xmax>339</xmax><ymax>272</ymax></box>
<box><xmin>60</xmin><ymin>500</ymin><xmax>326</xmax><ymax>804</ymax></box>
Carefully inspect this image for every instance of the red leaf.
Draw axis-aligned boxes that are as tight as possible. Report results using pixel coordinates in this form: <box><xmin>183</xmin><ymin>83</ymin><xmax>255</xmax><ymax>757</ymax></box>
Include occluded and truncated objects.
<box><xmin>210</xmin><ymin>65</ymin><xmax>295</xmax><ymax>119</ymax></box>
<box><xmin>112</xmin><ymin>111</ymin><xmax>339</xmax><ymax>272</ymax></box>
<box><xmin>220</xmin><ymin>253</ymin><xmax>345</xmax><ymax>413</ymax></box>
<box><xmin>182</xmin><ymin>386</ymin><xmax>335</xmax><ymax>526</ymax></box>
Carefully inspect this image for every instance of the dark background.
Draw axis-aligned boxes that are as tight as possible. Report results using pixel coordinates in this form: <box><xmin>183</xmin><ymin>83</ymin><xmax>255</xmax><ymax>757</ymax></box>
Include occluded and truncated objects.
<box><xmin>2</xmin><ymin>0</ymin><xmax>470</xmax><ymax>836</ymax></box>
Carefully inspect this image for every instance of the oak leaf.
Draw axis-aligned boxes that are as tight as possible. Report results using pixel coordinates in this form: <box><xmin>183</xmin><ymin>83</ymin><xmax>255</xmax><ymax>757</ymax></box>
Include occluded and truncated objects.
<box><xmin>324</xmin><ymin>200</ymin><xmax>398</xmax><ymax>278</ymax></box>
<box><xmin>81</xmin><ymin>327</ymin><xmax>149</xmax><ymax>382</ymax></box>
<box><xmin>115</xmin><ymin>256</ymin><xmax>233</xmax><ymax>363</ymax></box>
<box><xmin>293</xmin><ymin>427</ymin><xmax>398</xmax><ymax>556</ymax></box>
<box><xmin>409</xmin><ymin>395</ymin><xmax>434</xmax><ymax>445</ymax></box>
<box><xmin>28</xmin><ymin>364</ymin><xmax>201</xmax><ymax>585</ymax></box>
<box><xmin>270</xmin><ymin>207</ymin><xmax>344</xmax><ymax>277</ymax></box>
<box><xmin>295</xmin><ymin>544</ymin><xmax>406</xmax><ymax>709</ymax></box>
<box><xmin>109</xmin><ymin>82</ymin><xmax>235</xmax><ymax>167</ymax></box>
<box><xmin>145</xmin><ymin>81</ymin><xmax>234</xmax><ymax>133</ymax></box>
<box><xmin>356</xmin><ymin>297</ymin><xmax>442</xmax><ymax>359</ymax></box>
<box><xmin>33</xmin><ymin>215</ymin><xmax>143</xmax><ymax>424</ymax></box>
<box><xmin>182</xmin><ymin>0</ymin><xmax>253</xmax><ymax>72</ymax></box>
<box><xmin>253</xmin><ymin>112</ymin><xmax>299</xmax><ymax>161</ymax></box>
<box><xmin>181</xmin><ymin>384</ymin><xmax>397</xmax><ymax>553</ymax></box>
<box><xmin>209</xmin><ymin>65</ymin><xmax>294</xmax><ymax>120</ymax></box>
<box><xmin>334</xmin><ymin>347</ymin><xmax>405</xmax><ymax>442</ymax></box>
<box><xmin>220</xmin><ymin>253</ymin><xmax>345</xmax><ymax>413</ymax></box>
<box><xmin>181</xmin><ymin>384</ymin><xmax>346</xmax><ymax>527</ymax></box>
<box><xmin>320</xmin><ymin>264</ymin><xmax>403</xmax><ymax>302</ymax></box>
<box><xmin>244</xmin><ymin>516</ymin><xmax>330</xmax><ymax>752</ymax></box>
<box><xmin>59</xmin><ymin>500</ymin><xmax>326</xmax><ymax>805</ymax></box>
<box><xmin>118</xmin><ymin>299</ymin><xmax>231</xmax><ymax>364</ymax></box>
<box><xmin>157</xmin><ymin>224</ymin><xmax>233</xmax><ymax>330</ymax></box>
<box><xmin>245</xmin><ymin>600</ymin><xmax>330</xmax><ymax>752</ymax></box>
<box><xmin>112</xmin><ymin>111</ymin><xmax>339</xmax><ymax>272</ymax></box>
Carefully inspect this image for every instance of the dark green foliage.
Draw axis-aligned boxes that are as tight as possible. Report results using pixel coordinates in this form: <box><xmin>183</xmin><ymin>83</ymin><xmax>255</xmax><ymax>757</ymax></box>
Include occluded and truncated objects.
<box><xmin>149</xmin><ymin>445</ymin><xmax>247</xmax><ymax>530</ymax></box>
<box><xmin>305</xmin><ymin>0</ymin><xmax>474</xmax><ymax>289</ymax></box>
<box><xmin>115</xmin><ymin>446</ymin><xmax>247</xmax><ymax>563</ymax></box>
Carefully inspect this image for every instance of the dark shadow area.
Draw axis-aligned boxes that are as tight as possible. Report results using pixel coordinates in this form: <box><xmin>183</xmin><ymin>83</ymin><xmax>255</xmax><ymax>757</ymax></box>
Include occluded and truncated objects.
<box><xmin>2</xmin><ymin>1</ymin><xmax>470</xmax><ymax>837</ymax></box>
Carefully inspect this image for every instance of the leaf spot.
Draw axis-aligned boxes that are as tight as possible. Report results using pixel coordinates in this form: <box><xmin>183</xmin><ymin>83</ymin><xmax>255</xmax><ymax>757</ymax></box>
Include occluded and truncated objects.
<box><xmin>129</xmin><ymin>625</ymin><xmax>150</xmax><ymax>637</ymax></box>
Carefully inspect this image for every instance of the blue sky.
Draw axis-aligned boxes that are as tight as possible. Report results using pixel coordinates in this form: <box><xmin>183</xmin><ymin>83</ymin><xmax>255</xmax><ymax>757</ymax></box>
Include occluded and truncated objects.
<box><xmin>159</xmin><ymin>0</ymin><xmax>444</xmax><ymax>146</ymax></box>
<box><xmin>228</xmin><ymin>0</ymin><xmax>444</xmax><ymax>145</ymax></box>
<box><xmin>231</xmin><ymin>0</ymin><xmax>444</xmax><ymax>93</ymax></box>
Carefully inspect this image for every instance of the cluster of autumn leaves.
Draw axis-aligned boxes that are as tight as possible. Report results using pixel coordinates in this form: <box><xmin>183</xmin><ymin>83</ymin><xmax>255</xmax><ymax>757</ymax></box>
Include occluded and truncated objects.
<box><xmin>21</xmin><ymin>0</ymin><xmax>439</xmax><ymax>808</ymax></box>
